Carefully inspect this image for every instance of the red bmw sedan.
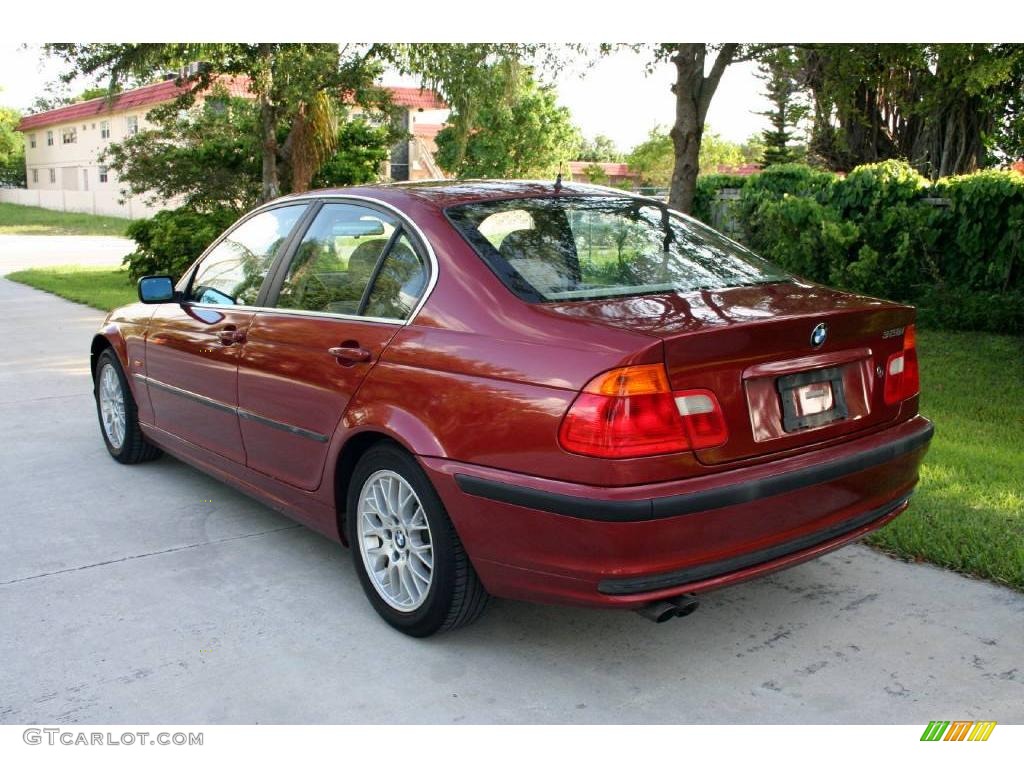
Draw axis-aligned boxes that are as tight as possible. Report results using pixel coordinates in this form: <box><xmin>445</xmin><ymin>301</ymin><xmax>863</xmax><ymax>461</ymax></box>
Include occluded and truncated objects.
<box><xmin>91</xmin><ymin>181</ymin><xmax>932</xmax><ymax>636</ymax></box>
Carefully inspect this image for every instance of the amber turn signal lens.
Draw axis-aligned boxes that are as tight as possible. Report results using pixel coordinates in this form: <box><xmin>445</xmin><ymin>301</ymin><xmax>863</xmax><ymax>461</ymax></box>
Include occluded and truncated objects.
<box><xmin>583</xmin><ymin>364</ymin><xmax>671</xmax><ymax>397</ymax></box>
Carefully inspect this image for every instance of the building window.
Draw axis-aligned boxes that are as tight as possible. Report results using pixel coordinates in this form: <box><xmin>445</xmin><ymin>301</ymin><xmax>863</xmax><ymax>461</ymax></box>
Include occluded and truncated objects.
<box><xmin>125</xmin><ymin>116</ymin><xmax>138</xmax><ymax>135</ymax></box>
<box><xmin>30</xmin><ymin>134</ymin><xmax>37</xmax><ymax>149</ymax></box>
<box><xmin>61</xmin><ymin>127</ymin><xmax>77</xmax><ymax>144</ymax></box>
<box><xmin>49</xmin><ymin>169</ymin><xmax>56</xmax><ymax>184</ymax></box>
<box><xmin>98</xmin><ymin>166</ymin><xmax>109</xmax><ymax>183</ymax></box>
<box><xmin>46</xmin><ymin>130</ymin><xmax>54</xmax><ymax>146</ymax></box>
<box><xmin>32</xmin><ymin>169</ymin><xmax>38</xmax><ymax>183</ymax></box>
<box><xmin>100</xmin><ymin>121</ymin><xmax>110</xmax><ymax>139</ymax></box>
<box><xmin>82</xmin><ymin>169</ymin><xmax>89</xmax><ymax>191</ymax></box>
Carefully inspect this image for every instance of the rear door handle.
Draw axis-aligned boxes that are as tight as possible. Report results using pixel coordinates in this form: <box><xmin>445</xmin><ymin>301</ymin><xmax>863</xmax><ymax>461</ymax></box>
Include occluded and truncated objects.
<box><xmin>329</xmin><ymin>345</ymin><xmax>372</xmax><ymax>364</ymax></box>
<box><xmin>216</xmin><ymin>328</ymin><xmax>247</xmax><ymax>346</ymax></box>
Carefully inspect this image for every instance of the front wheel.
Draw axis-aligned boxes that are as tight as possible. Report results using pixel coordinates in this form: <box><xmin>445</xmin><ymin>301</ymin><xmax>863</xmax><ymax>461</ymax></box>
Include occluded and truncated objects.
<box><xmin>94</xmin><ymin>348</ymin><xmax>162</xmax><ymax>464</ymax></box>
<box><xmin>346</xmin><ymin>442</ymin><xmax>489</xmax><ymax>636</ymax></box>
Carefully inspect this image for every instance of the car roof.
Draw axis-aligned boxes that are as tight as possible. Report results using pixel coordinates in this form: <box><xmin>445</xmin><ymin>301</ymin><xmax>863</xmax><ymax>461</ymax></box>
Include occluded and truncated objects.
<box><xmin>281</xmin><ymin>179</ymin><xmax>631</xmax><ymax>210</ymax></box>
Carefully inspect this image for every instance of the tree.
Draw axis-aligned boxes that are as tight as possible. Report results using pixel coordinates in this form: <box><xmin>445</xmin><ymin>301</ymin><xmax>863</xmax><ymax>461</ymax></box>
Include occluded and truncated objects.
<box><xmin>434</xmin><ymin>65</ymin><xmax>581</xmax><ymax>178</ymax></box>
<box><xmin>646</xmin><ymin>44</ymin><xmax>778</xmax><ymax>212</ymax></box>
<box><xmin>75</xmin><ymin>85</ymin><xmax>122</xmax><ymax>102</ymax></box>
<box><xmin>992</xmin><ymin>52</ymin><xmax>1024</xmax><ymax>163</ymax></box>
<box><xmin>626</xmin><ymin>127</ymin><xmax>673</xmax><ymax>186</ymax></box>
<box><xmin>800</xmin><ymin>44</ymin><xmax>1024</xmax><ymax>177</ymax></box>
<box><xmin>313</xmin><ymin>118</ymin><xmax>395</xmax><ymax>188</ymax></box>
<box><xmin>101</xmin><ymin>92</ymin><xmax>263</xmax><ymax>212</ymax></box>
<box><xmin>626</xmin><ymin>124</ymin><xmax>745</xmax><ymax>184</ymax></box>
<box><xmin>388</xmin><ymin>44</ymin><xmax>543</xmax><ymax>172</ymax></box>
<box><xmin>655</xmin><ymin>43</ymin><xmax>738</xmax><ymax>212</ymax></box>
<box><xmin>699</xmin><ymin>127</ymin><xmax>745</xmax><ymax>171</ymax></box>
<box><xmin>578</xmin><ymin>134</ymin><xmax>624</xmax><ymax>162</ymax></box>
<box><xmin>0</xmin><ymin>105</ymin><xmax>26</xmax><ymax>187</ymax></box>
<box><xmin>757</xmin><ymin>46</ymin><xmax>808</xmax><ymax>166</ymax></box>
<box><xmin>45</xmin><ymin>44</ymin><xmax>393</xmax><ymax>202</ymax></box>
<box><xmin>582</xmin><ymin>163</ymin><xmax>609</xmax><ymax>184</ymax></box>
<box><xmin>740</xmin><ymin>133</ymin><xmax>767</xmax><ymax>164</ymax></box>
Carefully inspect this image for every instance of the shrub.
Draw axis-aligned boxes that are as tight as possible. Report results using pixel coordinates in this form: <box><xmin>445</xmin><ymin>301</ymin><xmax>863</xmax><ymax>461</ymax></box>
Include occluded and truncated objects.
<box><xmin>699</xmin><ymin>161</ymin><xmax>1023</xmax><ymax>333</ymax></box>
<box><xmin>741</xmin><ymin>162</ymin><xmax>836</xmax><ymax>202</ymax></box>
<box><xmin>934</xmin><ymin>170</ymin><xmax>1024</xmax><ymax>293</ymax></box>
<box><xmin>827</xmin><ymin>160</ymin><xmax>929</xmax><ymax>215</ymax></box>
<box><xmin>744</xmin><ymin>195</ymin><xmax>859</xmax><ymax>285</ymax></box>
<box><xmin>124</xmin><ymin>207</ymin><xmax>237</xmax><ymax>281</ymax></box>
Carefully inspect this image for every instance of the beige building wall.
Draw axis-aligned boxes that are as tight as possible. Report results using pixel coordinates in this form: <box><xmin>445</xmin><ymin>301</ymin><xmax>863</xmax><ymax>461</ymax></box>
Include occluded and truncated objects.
<box><xmin>14</xmin><ymin>87</ymin><xmax>450</xmax><ymax>217</ymax></box>
<box><xmin>19</xmin><ymin>105</ymin><xmax>172</xmax><ymax>219</ymax></box>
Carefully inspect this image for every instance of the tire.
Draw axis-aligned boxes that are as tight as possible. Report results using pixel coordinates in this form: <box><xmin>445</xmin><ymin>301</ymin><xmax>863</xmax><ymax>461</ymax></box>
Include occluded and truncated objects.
<box><xmin>94</xmin><ymin>348</ymin><xmax>162</xmax><ymax>464</ymax></box>
<box><xmin>346</xmin><ymin>442</ymin><xmax>489</xmax><ymax>637</ymax></box>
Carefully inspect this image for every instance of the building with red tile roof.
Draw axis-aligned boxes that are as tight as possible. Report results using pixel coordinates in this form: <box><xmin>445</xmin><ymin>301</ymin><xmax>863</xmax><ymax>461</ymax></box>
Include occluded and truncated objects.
<box><xmin>16</xmin><ymin>76</ymin><xmax>252</xmax><ymax>133</ymax></box>
<box><xmin>10</xmin><ymin>76</ymin><xmax>450</xmax><ymax>218</ymax></box>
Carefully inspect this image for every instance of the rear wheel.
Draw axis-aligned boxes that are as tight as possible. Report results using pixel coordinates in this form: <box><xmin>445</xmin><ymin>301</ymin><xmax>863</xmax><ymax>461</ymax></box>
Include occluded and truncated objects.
<box><xmin>346</xmin><ymin>442</ymin><xmax>489</xmax><ymax>636</ymax></box>
<box><xmin>94</xmin><ymin>348</ymin><xmax>162</xmax><ymax>464</ymax></box>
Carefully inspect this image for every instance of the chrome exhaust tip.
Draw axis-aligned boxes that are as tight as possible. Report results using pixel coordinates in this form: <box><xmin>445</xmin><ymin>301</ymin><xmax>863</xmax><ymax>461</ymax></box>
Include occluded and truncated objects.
<box><xmin>635</xmin><ymin>594</ymin><xmax>699</xmax><ymax>623</ymax></box>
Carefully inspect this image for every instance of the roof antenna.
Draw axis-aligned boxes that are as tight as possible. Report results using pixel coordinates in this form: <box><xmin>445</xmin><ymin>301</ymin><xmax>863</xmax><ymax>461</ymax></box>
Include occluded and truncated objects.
<box><xmin>554</xmin><ymin>162</ymin><xmax>563</xmax><ymax>193</ymax></box>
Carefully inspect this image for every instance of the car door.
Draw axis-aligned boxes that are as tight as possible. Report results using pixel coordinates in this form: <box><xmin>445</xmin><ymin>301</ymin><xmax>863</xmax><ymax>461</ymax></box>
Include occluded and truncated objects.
<box><xmin>237</xmin><ymin>200</ymin><xmax>432</xmax><ymax>491</ymax></box>
<box><xmin>143</xmin><ymin>204</ymin><xmax>310</xmax><ymax>463</ymax></box>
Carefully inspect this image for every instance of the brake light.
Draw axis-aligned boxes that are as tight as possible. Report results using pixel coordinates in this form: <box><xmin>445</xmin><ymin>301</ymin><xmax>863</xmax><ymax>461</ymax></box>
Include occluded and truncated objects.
<box><xmin>558</xmin><ymin>364</ymin><xmax>728</xmax><ymax>458</ymax></box>
<box><xmin>884</xmin><ymin>324</ymin><xmax>920</xmax><ymax>405</ymax></box>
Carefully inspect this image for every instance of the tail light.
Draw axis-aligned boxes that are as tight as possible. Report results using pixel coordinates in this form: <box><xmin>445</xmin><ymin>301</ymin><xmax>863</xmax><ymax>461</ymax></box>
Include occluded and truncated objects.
<box><xmin>884</xmin><ymin>324</ymin><xmax>920</xmax><ymax>405</ymax></box>
<box><xmin>558</xmin><ymin>364</ymin><xmax>728</xmax><ymax>458</ymax></box>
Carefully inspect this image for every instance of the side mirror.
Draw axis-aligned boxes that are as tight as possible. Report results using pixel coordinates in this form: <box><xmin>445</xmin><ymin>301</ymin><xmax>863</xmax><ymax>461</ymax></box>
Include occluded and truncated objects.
<box><xmin>138</xmin><ymin>275</ymin><xmax>176</xmax><ymax>304</ymax></box>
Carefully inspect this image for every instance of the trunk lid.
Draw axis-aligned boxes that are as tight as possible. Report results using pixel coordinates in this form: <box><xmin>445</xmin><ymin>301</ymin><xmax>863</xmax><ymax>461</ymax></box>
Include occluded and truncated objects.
<box><xmin>542</xmin><ymin>281</ymin><xmax>915</xmax><ymax>466</ymax></box>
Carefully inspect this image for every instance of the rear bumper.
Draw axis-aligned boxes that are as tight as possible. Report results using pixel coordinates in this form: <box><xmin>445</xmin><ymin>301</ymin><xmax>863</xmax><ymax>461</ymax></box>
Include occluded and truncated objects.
<box><xmin>421</xmin><ymin>415</ymin><xmax>933</xmax><ymax>608</ymax></box>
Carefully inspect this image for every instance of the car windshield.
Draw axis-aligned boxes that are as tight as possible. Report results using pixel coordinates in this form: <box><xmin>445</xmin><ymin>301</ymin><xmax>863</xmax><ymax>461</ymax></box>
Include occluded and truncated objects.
<box><xmin>446</xmin><ymin>195</ymin><xmax>791</xmax><ymax>302</ymax></box>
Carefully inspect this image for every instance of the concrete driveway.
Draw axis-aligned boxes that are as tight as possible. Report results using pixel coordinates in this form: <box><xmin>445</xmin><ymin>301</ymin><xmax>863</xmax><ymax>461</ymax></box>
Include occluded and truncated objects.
<box><xmin>0</xmin><ymin>234</ymin><xmax>133</xmax><ymax>275</ymax></box>
<box><xmin>0</xmin><ymin>273</ymin><xmax>1022</xmax><ymax>725</ymax></box>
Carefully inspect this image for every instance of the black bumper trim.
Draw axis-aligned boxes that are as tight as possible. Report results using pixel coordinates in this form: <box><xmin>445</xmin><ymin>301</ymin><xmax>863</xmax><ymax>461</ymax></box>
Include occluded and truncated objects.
<box><xmin>597</xmin><ymin>492</ymin><xmax>913</xmax><ymax>595</ymax></box>
<box><xmin>453</xmin><ymin>419</ymin><xmax>932</xmax><ymax>523</ymax></box>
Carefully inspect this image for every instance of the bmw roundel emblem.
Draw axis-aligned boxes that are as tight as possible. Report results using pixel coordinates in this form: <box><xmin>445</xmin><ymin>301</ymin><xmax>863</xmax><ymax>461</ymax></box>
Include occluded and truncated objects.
<box><xmin>810</xmin><ymin>322</ymin><xmax>828</xmax><ymax>347</ymax></box>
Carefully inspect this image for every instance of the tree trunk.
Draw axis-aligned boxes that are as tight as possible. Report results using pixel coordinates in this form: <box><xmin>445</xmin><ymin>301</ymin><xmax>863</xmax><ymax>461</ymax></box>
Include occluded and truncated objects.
<box><xmin>668</xmin><ymin>103</ymin><xmax>702</xmax><ymax>213</ymax></box>
<box><xmin>255</xmin><ymin>44</ymin><xmax>280</xmax><ymax>203</ymax></box>
<box><xmin>260</xmin><ymin>96</ymin><xmax>280</xmax><ymax>201</ymax></box>
<box><xmin>667</xmin><ymin>44</ymin><xmax>737</xmax><ymax>214</ymax></box>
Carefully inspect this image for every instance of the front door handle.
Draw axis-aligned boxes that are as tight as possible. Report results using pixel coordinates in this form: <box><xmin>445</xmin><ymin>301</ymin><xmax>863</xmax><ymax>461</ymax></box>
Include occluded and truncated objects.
<box><xmin>329</xmin><ymin>345</ymin><xmax>372</xmax><ymax>364</ymax></box>
<box><xmin>216</xmin><ymin>327</ymin><xmax>247</xmax><ymax>346</ymax></box>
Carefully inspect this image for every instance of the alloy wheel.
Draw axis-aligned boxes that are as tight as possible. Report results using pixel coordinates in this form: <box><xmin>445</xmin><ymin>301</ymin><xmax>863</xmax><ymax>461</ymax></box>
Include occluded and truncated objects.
<box><xmin>98</xmin><ymin>363</ymin><xmax>126</xmax><ymax>450</ymax></box>
<box><xmin>356</xmin><ymin>469</ymin><xmax>435</xmax><ymax>612</ymax></box>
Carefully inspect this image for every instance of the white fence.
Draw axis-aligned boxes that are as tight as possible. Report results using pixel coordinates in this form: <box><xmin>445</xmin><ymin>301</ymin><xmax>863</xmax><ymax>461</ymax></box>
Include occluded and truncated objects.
<box><xmin>0</xmin><ymin>187</ymin><xmax>173</xmax><ymax>219</ymax></box>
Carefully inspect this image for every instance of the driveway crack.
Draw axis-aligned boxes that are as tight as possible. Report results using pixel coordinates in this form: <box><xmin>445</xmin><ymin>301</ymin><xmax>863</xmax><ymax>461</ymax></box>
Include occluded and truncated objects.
<box><xmin>0</xmin><ymin>524</ymin><xmax>303</xmax><ymax>586</ymax></box>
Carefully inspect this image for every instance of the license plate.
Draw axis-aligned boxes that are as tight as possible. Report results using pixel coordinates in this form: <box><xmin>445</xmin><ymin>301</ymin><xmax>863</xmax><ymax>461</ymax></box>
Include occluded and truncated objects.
<box><xmin>777</xmin><ymin>366</ymin><xmax>849</xmax><ymax>432</ymax></box>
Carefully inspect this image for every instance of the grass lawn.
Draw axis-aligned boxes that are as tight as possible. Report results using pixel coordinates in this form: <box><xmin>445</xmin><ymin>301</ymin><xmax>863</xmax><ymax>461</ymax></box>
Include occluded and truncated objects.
<box><xmin>6</xmin><ymin>266</ymin><xmax>136</xmax><ymax>311</ymax></box>
<box><xmin>0</xmin><ymin>203</ymin><xmax>131</xmax><ymax>237</ymax></box>
<box><xmin>867</xmin><ymin>330</ymin><xmax>1024</xmax><ymax>590</ymax></box>
<box><xmin>4</xmin><ymin>265</ymin><xmax>1023</xmax><ymax>588</ymax></box>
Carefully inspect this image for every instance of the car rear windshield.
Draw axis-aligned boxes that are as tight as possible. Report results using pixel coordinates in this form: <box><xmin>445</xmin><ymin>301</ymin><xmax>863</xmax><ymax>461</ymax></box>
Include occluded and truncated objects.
<box><xmin>445</xmin><ymin>195</ymin><xmax>791</xmax><ymax>302</ymax></box>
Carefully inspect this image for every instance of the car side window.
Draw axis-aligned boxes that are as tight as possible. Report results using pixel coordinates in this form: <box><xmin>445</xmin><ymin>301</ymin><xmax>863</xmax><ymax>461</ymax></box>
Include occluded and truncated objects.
<box><xmin>190</xmin><ymin>205</ymin><xmax>308</xmax><ymax>306</ymax></box>
<box><xmin>276</xmin><ymin>203</ymin><xmax>423</xmax><ymax>318</ymax></box>
<box><xmin>363</xmin><ymin>232</ymin><xmax>429</xmax><ymax>321</ymax></box>
<box><xmin>276</xmin><ymin>204</ymin><xmax>399</xmax><ymax>315</ymax></box>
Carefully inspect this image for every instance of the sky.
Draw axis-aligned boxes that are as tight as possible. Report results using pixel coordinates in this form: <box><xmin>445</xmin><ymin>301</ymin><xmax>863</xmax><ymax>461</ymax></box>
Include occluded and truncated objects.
<box><xmin>0</xmin><ymin>43</ymin><xmax>773</xmax><ymax>152</ymax></box>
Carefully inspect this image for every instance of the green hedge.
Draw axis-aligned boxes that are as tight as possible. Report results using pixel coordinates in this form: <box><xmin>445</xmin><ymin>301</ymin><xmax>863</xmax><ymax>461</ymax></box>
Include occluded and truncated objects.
<box><xmin>124</xmin><ymin>207</ymin><xmax>238</xmax><ymax>282</ymax></box>
<box><xmin>695</xmin><ymin>161</ymin><xmax>1024</xmax><ymax>333</ymax></box>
